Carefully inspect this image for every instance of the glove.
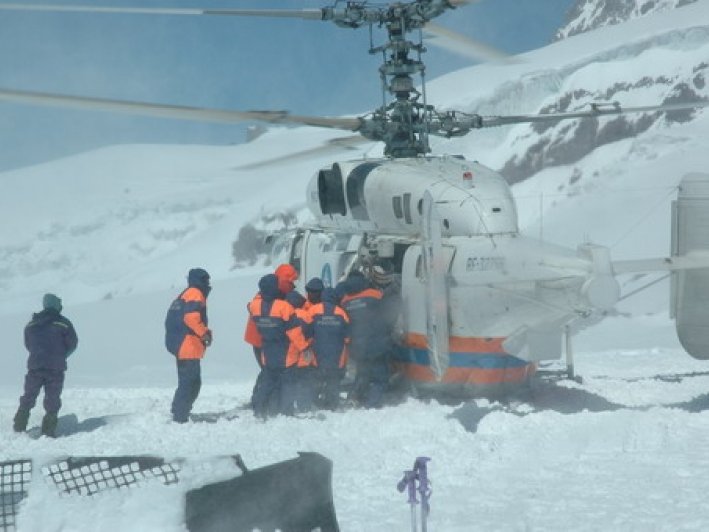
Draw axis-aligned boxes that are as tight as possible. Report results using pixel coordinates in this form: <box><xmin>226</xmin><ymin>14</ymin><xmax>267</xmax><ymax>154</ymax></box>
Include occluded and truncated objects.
<box><xmin>201</xmin><ymin>329</ymin><xmax>213</xmax><ymax>347</ymax></box>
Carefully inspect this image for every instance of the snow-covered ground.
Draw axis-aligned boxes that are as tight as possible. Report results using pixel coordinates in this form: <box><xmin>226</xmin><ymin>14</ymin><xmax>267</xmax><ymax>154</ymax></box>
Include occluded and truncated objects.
<box><xmin>2</xmin><ymin>2</ymin><xmax>709</xmax><ymax>530</ymax></box>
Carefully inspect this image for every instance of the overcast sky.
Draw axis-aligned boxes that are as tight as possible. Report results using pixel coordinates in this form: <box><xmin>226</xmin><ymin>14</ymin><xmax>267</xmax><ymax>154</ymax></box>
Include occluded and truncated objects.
<box><xmin>0</xmin><ymin>0</ymin><xmax>575</xmax><ymax>171</ymax></box>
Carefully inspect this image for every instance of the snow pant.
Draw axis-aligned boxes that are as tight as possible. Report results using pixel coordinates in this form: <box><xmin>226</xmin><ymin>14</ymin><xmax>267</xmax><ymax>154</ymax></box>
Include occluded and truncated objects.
<box><xmin>252</xmin><ymin>366</ymin><xmax>298</xmax><ymax>418</ymax></box>
<box><xmin>171</xmin><ymin>359</ymin><xmax>202</xmax><ymax>422</ymax></box>
<box><xmin>351</xmin><ymin>355</ymin><xmax>389</xmax><ymax>408</ymax></box>
<box><xmin>19</xmin><ymin>368</ymin><xmax>66</xmax><ymax>415</ymax></box>
<box><xmin>295</xmin><ymin>367</ymin><xmax>318</xmax><ymax>413</ymax></box>
<box><xmin>317</xmin><ymin>368</ymin><xmax>345</xmax><ymax>410</ymax></box>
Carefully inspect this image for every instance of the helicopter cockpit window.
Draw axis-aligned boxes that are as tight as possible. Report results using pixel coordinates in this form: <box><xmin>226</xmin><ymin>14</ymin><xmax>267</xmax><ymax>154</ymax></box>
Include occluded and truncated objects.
<box><xmin>403</xmin><ymin>193</ymin><xmax>413</xmax><ymax>224</ymax></box>
<box><xmin>392</xmin><ymin>196</ymin><xmax>404</xmax><ymax>219</ymax></box>
<box><xmin>346</xmin><ymin>162</ymin><xmax>380</xmax><ymax>221</ymax></box>
<box><xmin>289</xmin><ymin>232</ymin><xmax>304</xmax><ymax>274</ymax></box>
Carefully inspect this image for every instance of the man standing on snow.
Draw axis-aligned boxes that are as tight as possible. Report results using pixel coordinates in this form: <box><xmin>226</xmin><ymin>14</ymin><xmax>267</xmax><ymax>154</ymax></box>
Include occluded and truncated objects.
<box><xmin>13</xmin><ymin>293</ymin><xmax>78</xmax><ymax>438</ymax></box>
<box><xmin>165</xmin><ymin>268</ymin><xmax>213</xmax><ymax>423</ymax></box>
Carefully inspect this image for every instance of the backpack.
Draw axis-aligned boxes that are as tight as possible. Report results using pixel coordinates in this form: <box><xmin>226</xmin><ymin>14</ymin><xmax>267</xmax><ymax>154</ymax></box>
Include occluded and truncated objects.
<box><xmin>164</xmin><ymin>292</ymin><xmax>187</xmax><ymax>356</ymax></box>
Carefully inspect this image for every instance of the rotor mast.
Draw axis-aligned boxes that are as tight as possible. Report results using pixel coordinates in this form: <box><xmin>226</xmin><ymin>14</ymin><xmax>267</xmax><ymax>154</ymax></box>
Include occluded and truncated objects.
<box><xmin>322</xmin><ymin>1</ymin><xmax>459</xmax><ymax>158</ymax></box>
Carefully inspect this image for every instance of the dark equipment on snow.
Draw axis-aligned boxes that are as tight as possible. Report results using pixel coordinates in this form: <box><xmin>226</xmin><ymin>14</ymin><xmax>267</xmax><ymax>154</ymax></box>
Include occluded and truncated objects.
<box><xmin>1</xmin><ymin>452</ymin><xmax>338</xmax><ymax>532</ymax></box>
<box><xmin>185</xmin><ymin>452</ymin><xmax>339</xmax><ymax>532</ymax></box>
<box><xmin>397</xmin><ymin>456</ymin><xmax>432</xmax><ymax>532</ymax></box>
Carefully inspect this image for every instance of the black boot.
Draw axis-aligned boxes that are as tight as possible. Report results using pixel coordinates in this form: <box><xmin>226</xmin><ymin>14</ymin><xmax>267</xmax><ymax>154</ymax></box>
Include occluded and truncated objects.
<box><xmin>41</xmin><ymin>413</ymin><xmax>58</xmax><ymax>438</ymax></box>
<box><xmin>13</xmin><ymin>408</ymin><xmax>30</xmax><ymax>433</ymax></box>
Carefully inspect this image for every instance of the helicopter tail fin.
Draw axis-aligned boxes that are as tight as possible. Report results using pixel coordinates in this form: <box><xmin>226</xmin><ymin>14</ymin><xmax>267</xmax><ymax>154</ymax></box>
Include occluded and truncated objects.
<box><xmin>671</xmin><ymin>172</ymin><xmax>709</xmax><ymax>360</ymax></box>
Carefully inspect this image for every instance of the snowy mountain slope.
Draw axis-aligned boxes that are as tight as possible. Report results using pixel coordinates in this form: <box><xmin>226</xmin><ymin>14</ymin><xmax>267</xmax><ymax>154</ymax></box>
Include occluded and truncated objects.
<box><xmin>426</xmin><ymin>0</ymin><xmax>709</xmax><ymax>182</ymax></box>
<box><xmin>556</xmin><ymin>0</ymin><xmax>698</xmax><ymax>39</ymax></box>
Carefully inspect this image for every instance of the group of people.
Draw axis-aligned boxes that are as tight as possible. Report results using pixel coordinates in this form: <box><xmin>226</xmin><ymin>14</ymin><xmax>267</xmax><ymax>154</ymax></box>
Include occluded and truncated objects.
<box><xmin>244</xmin><ymin>262</ymin><xmax>401</xmax><ymax>418</ymax></box>
<box><xmin>11</xmin><ymin>261</ymin><xmax>401</xmax><ymax>435</ymax></box>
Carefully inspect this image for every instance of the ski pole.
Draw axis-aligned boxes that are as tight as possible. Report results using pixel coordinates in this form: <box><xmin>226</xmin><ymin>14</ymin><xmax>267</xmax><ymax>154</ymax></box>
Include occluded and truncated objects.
<box><xmin>397</xmin><ymin>469</ymin><xmax>418</xmax><ymax>532</ymax></box>
<box><xmin>414</xmin><ymin>457</ymin><xmax>431</xmax><ymax>532</ymax></box>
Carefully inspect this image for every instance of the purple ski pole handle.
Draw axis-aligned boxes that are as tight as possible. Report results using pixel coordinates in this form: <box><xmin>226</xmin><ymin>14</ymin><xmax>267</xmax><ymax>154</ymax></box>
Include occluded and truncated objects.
<box><xmin>397</xmin><ymin>470</ymin><xmax>419</xmax><ymax>505</ymax></box>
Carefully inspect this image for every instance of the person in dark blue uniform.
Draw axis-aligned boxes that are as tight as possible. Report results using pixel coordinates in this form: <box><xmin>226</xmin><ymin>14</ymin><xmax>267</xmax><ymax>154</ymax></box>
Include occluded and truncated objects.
<box><xmin>13</xmin><ymin>293</ymin><xmax>78</xmax><ymax>437</ymax></box>
<box><xmin>340</xmin><ymin>271</ymin><xmax>392</xmax><ymax>408</ymax></box>
<box><xmin>307</xmin><ymin>288</ymin><xmax>350</xmax><ymax>410</ymax></box>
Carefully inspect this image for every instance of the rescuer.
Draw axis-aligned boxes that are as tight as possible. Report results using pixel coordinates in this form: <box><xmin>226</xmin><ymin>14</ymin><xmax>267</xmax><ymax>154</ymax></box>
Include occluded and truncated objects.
<box><xmin>164</xmin><ymin>268</ymin><xmax>213</xmax><ymax>423</ymax></box>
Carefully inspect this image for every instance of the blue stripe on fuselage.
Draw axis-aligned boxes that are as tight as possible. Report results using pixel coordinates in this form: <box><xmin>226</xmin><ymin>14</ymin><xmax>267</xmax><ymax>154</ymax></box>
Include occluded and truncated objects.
<box><xmin>391</xmin><ymin>346</ymin><xmax>528</xmax><ymax>369</ymax></box>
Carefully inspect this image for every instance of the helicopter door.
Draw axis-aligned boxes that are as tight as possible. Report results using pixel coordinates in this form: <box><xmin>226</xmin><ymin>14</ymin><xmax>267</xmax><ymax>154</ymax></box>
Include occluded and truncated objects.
<box><xmin>421</xmin><ymin>191</ymin><xmax>450</xmax><ymax>380</ymax></box>
<box><xmin>300</xmin><ymin>231</ymin><xmax>363</xmax><ymax>289</ymax></box>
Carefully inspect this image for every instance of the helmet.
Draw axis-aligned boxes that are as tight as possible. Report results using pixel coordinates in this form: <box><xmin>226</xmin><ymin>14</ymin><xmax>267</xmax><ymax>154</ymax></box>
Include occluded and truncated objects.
<box><xmin>274</xmin><ymin>263</ymin><xmax>298</xmax><ymax>282</ymax></box>
<box><xmin>370</xmin><ymin>264</ymin><xmax>393</xmax><ymax>287</ymax></box>
<box><xmin>274</xmin><ymin>263</ymin><xmax>298</xmax><ymax>295</ymax></box>
<box><xmin>42</xmin><ymin>293</ymin><xmax>62</xmax><ymax>312</ymax></box>
<box><xmin>258</xmin><ymin>274</ymin><xmax>280</xmax><ymax>300</ymax></box>
<box><xmin>305</xmin><ymin>277</ymin><xmax>324</xmax><ymax>293</ymax></box>
<box><xmin>188</xmin><ymin>268</ymin><xmax>210</xmax><ymax>288</ymax></box>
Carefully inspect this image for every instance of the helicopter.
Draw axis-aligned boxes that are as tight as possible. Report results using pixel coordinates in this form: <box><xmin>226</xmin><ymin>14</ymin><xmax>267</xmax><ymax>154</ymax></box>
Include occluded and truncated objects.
<box><xmin>1</xmin><ymin>0</ymin><xmax>709</xmax><ymax>398</ymax></box>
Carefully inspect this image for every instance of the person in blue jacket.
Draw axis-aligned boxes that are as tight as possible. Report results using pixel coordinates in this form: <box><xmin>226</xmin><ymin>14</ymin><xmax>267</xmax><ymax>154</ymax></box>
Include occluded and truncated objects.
<box><xmin>307</xmin><ymin>288</ymin><xmax>351</xmax><ymax>410</ymax></box>
<box><xmin>13</xmin><ymin>293</ymin><xmax>78</xmax><ymax>438</ymax></box>
<box><xmin>340</xmin><ymin>271</ymin><xmax>392</xmax><ymax>408</ymax></box>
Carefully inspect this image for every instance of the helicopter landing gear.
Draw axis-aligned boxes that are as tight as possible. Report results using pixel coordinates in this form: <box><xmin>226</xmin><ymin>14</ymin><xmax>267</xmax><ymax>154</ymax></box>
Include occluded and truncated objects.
<box><xmin>564</xmin><ymin>325</ymin><xmax>583</xmax><ymax>384</ymax></box>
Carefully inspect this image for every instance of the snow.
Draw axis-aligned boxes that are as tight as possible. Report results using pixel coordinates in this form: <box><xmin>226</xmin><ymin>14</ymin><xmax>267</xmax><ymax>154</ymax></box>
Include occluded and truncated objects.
<box><xmin>2</xmin><ymin>2</ymin><xmax>709</xmax><ymax>531</ymax></box>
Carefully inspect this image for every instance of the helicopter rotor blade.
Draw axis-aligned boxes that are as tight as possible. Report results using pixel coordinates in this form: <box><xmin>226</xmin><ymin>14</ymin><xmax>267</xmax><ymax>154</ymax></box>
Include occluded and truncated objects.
<box><xmin>0</xmin><ymin>3</ymin><xmax>325</xmax><ymax>20</ymax></box>
<box><xmin>0</xmin><ymin>88</ymin><xmax>362</xmax><ymax>131</ymax></box>
<box><xmin>234</xmin><ymin>136</ymin><xmax>372</xmax><ymax>171</ymax></box>
<box><xmin>477</xmin><ymin>100</ymin><xmax>709</xmax><ymax>128</ymax></box>
<box><xmin>425</xmin><ymin>22</ymin><xmax>517</xmax><ymax>63</ymax></box>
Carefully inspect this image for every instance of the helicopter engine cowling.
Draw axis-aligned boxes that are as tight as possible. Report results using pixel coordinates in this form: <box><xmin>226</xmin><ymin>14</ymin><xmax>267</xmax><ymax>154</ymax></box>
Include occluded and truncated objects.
<box><xmin>672</xmin><ymin>172</ymin><xmax>709</xmax><ymax>360</ymax></box>
<box><xmin>306</xmin><ymin>156</ymin><xmax>519</xmax><ymax>237</ymax></box>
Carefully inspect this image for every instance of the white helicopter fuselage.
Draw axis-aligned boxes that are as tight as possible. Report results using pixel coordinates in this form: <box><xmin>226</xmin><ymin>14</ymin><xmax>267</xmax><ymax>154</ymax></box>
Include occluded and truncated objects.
<box><xmin>274</xmin><ymin>157</ymin><xmax>708</xmax><ymax>396</ymax></box>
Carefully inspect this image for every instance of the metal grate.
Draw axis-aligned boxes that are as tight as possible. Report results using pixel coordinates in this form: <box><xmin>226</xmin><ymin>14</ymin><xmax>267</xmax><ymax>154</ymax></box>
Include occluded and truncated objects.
<box><xmin>0</xmin><ymin>460</ymin><xmax>32</xmax><ymax>532</ymax></box>
<box><xmin>0</xmin><ymin>457</ymin><xmax>181</xmax><ymax>531</ymax></box>
<box><xmin>41</xmin><ymin>457</ymin><xmax>180</xmax><ymax>496</ymax></box>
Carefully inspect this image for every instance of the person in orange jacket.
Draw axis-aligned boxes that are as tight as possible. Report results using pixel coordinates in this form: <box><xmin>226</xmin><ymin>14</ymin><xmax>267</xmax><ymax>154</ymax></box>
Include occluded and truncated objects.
<box><xmin>286</xmin><ymin>291</ymin><xmax>318</xmax><ymax>412</ymax></box>
<box><xmin>248</xmin><ymin>274</ymin><xmax>309</xmax><ymax>418</ymax></box>
<box><xmin>165</xmin><ymin>268</ymin><xmax>212</xmax><ymax>423</ymax></box>
<box><xmin>303</xmin><ymin>277</ymin><xmax>324</xmax><ymax>311</ymax></box>
<box><xmin>244</xmin><ymin>263</ymin><xmax>301</xmax><ymax>409</ymax></box>
<box><xmin>244</xmin><ymin>263</ymin><xmax>300</xmax><ymax>356</ymax></box>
